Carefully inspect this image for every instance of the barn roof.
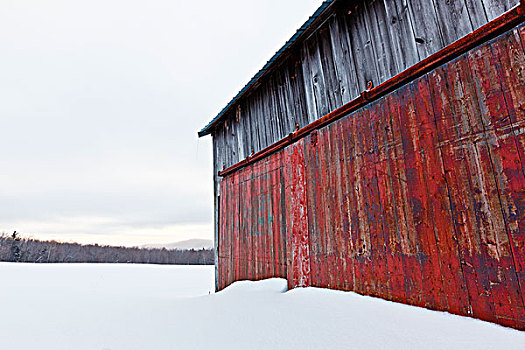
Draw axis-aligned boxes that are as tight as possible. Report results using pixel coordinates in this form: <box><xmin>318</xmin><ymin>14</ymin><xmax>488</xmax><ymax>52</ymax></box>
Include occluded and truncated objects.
<box><xmin>198</xmin><ymin>0</ymin><xmax>336</xmax><ymax>137</ymax></box>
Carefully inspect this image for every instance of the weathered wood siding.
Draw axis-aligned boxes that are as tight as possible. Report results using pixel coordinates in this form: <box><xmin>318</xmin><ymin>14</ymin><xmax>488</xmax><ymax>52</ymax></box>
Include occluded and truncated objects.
<box><xmin>212</xmin><ymin>0</ymin><xmax>520</xmax><ymax>171</ymax></box>
<box><xmin>217</xmin><ymin>24</ymin><xmax>525</xmax><ymax>330</ymax></box>
<box><xmin>212</xmin><ymin>0</ymin><xmax>519</xmax><ymax>299</ymax></box>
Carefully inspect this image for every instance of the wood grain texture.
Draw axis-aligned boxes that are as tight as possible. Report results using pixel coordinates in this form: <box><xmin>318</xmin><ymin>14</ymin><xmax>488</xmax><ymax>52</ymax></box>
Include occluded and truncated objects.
<box><xmin>213</xmin><ymin>5</ymin><xmax>525</xmax><ymax>331</ymax></box>
<box><xmin>213</xmin><ymin>0</ymin><xmax>514</xmax><ymax>171</ymax></box>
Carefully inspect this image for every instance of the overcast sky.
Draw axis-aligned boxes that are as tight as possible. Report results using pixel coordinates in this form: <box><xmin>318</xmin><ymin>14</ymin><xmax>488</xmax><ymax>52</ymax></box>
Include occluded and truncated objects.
<box><xmin>0</xmin><ymin>0</ymin><xmax>323</xmax><ymax>246</ymax></box>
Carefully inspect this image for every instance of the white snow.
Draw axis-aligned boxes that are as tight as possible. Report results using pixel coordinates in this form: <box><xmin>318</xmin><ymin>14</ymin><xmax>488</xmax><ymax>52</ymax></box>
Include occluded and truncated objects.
<box><xmin>0</xmin><ymin>263</ymin><xmax>523</xmax><ymax>350</ymax></box>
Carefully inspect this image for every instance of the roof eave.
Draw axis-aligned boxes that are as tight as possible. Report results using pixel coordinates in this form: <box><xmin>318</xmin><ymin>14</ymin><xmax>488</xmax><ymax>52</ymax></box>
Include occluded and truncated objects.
<box><xmin>197</xmin><ymin>0</ymin><xmax>336</xmax><ymax>138</ymax></box>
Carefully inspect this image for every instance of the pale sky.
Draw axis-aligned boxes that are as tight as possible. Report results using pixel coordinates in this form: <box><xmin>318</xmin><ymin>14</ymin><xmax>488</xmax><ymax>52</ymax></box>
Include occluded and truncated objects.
<box><xmin>0</xmin><ymin>0</ymin><xmax>323</xmax><ymax>247</ymax></box>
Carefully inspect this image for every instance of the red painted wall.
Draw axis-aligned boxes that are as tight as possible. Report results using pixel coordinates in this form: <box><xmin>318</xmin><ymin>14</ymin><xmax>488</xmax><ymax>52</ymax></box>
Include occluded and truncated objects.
<box><xmin>217</xmin><ymin>25</ymin><xmax>525</xmax><ymax>330</ymax></box>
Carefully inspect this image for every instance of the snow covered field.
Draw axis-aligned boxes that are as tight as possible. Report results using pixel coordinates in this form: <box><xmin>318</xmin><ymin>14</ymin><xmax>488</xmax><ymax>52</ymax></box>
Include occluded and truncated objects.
<box><xmin>0</xmin><ymin>263</ymin><xmax>523</xmax><ymax>349</ymax></box>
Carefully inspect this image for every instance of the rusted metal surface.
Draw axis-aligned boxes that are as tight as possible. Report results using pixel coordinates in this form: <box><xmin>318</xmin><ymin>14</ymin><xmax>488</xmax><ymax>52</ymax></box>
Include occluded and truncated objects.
<box><xmin>216</xmin><ymin>22</ymin><xmax>525</xmax><ymax>330</ymax></box>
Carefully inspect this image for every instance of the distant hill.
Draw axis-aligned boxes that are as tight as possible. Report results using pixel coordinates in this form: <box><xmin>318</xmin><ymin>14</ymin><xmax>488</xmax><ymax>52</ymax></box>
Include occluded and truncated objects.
<box><xmin>141</xmin><ymin>239</ymin><xmax>213</xmax><ymax>251</ymax></box>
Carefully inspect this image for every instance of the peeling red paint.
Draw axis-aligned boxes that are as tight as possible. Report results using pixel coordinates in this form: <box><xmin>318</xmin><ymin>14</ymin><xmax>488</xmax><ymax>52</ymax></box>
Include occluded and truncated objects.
<box><xmin>217</xmin><ymin>23</ymin><xmax>525</xmax><ymax>330</ymax></box>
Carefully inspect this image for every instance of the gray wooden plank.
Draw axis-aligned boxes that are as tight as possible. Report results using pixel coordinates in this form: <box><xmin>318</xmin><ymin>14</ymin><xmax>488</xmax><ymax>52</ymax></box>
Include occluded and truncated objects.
<box><xmin>329</xmin><ymin>14</ymin><xmax>360</xmax><ymax>104</ymax></box>
<box><xmin>301</xmin><ymin>43</ymin><xmax>318</xmax><ymax>124</ymax></box>
<box><xmin>383</xmin><ymin>0</ymin><xmax>420</xmax><ymax>74</ymax></box>
<box><xmin>235</xmin><ymin>105</ymin><xmax>246</xmax><ymax>161</ymax></box>
<box><xmin>302</xmin><ymin>34</ymin><xmax>330</xmax><ymax>123</ymax></box>
<box><xmin>349</xmin><ymin>1</ymin><xmax>380</xmax><ymax>92</ymax></box>
<box><xmin>307</xmin><ymin>35</ymin><xmax>330</xmax><ymax>119</ymax></box>
<box><xmin>275</xmin><ymin>68</ymin><xmax>294</xmax><ymax>135</ymax></box>
<box><xmin>242</xmin><ymin>103</ymin><xmax>251</xmax><ymax>158</ymax></box>
<box><xmin>482</xmin><ymin>0</ymin><xmax>516</xmax><ymax>21</ymax></box>
<box><xmin>464</xmin><ymin>0</ymin><xmax>488</xmax><ymax>29</ymax></box>
<box><xmin>255</xmin><ymin>91</ymin><xmax>268</xmax><ymax>151</ymax></box>
<box><xmin>432</xmin><ymin>0</ymin><xmax>473</xmax><ymax>46</ymax></box>
<box><xmin>366</xmin><ymin>0</ymin><xmax>397</xmax><ymax>83</ymax></box>
<box><xmin>408</xmin><ymin>0</ymin><xmax>445</xmax><ymax>59</ymax></box>
<box><xmin>318</xmin><ymin>22</ymin><xmax>343</xmax><ymax>111</ymax></box>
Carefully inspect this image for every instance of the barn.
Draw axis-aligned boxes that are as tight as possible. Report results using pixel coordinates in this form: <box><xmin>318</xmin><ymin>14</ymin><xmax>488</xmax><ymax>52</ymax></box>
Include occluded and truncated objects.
<box><xmin>198</xmin><ymin>0</ymin><xmax>525</xmax><ymax>330</ymax></box>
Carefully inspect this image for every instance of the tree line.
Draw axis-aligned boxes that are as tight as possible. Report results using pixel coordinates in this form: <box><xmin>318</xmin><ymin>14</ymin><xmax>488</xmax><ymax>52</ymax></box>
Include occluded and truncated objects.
<box><xmin>0</xmin><ymin>232</ymin><xmax>214</xmax><ymax>265</ymax></box>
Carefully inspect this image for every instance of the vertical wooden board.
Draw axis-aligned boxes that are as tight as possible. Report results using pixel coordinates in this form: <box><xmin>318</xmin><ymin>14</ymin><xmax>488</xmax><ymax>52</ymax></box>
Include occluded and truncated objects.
<box><xmin>262</xmin><ymin>84</ymin><xmax>274</xmax><ymax>146</ymax></box>
<box><xmin>464</xmin><ymin>0</ymin><xmax>488</xmax><ymax>29</ymax></box>
<box><xmin>348</xmin><ymin>2</ymin><xmax>380</xmax><ymax>92</ymax></box>
<box><xmin>268</xmin><ymin>156</ymin><xmax>277</xmax><ymax>278</ymax></box>
<box><xmin>367</xmin><ymin>102</ymin><xmax>392</xmax><ymax>299</ymax></box>
<box><xmin>237</xmin><ymin>168</ymin><xmax>245</xmax><ymax>282</ymax></box>
<box><xmin>383</xmin><ymin>94</ymin><xmax>411</xmax><ymax>304</ymax></box>
<box><xmin>284</xmin><ymin>140</ymin><xmax>311</xmax><ymax>288</ymax></box>
<box><xmin>390</xmin><ymin>86</ymin><xmax>425</xmax><ymax>307</ymax></box>
<box><xmin>382</xmin><ymin>0</ymin><xmax>420</xmax><ymax>74</ymax></box>
<box><xmin>328</xmin><ymin>14</ymin><xmax>360</xmax><ymax>104</ymax></box>
<box><xmin>301</xmin><ymin>42</ymin><xmax>320</xmax><ymax>124</ymax></box>
<box><xmin>482</xmin><ymin>0</ymin><xmax>515</xmax><ymax>21</ymax></box>
<box><xmin>254</xmin><ymin>93</ymin><xmax>267</xmax><ymax>152</ymax></box>
<box><xmin>360</xmin><ymin>106</ymin><xmax>381</xmax><ymax>297</ymax></box>
<box><xmin>269</xmin><ymin>155</ymin><xmax>277</xmax><ymax>279</ymax></box>
<box><xmin>251</xmin><ymin>97</ymin><xmax>262</xmax><ymax>153</ymax></box>
<box><xmin>328</xmin><ymin>123</ymin><xmax>344</xmax><ymax>289</ymax></box>
<box><xmin>365</xmin><ymin>0</ymin><xmax>396</xmax><ymax>83</ymax></box>
<box><xmin>324</xmin><ymin>126</ymin><xmax>339</xmax><ymax>288</ymax></box>
<box><xmin>284</xmin><ymin>146</ymin><xmax>294</xmax><ymax>287</ymax></box>
<box><xmin>278</xmin><ymin>151</ymin><xmax>285</xmax><ymax>278</ymax></box>
<box><xmin>329</xmin><ymin>121</ymin><xmax>347</xmax><ymax>290</ymax></box>
<box><xmin>316</xmin><ymin>128</ymin><xmax>331</xmax><ymax>288</ymax></box>
<box><xmin>318</xmin><ymin>126</ymin><xmax>332</xmax><ymax>288</ymax></box>
<box><xmin>291</xmin><ymin>59</ymin><xmax>310</xmax><ymax>129</ymax></box>
<box><xmin>264</xmin><ymin>159</ymin><xmax>271</xmax><ymax>279</ymax></box>
<box><xmin>375</xmin><ymin>96</ymin><xmax>400</xmax><ymax>301</ymax></box>
<box><xmin>272</xmin><ymin>78</ymin><xmax>286</xmax><ymax>140</ymax></box>
<box><xmin>257</xmin><ymin>160</ymin><xmax>265</xmax><ymax>280</ymax></box>
<box><xmin>428</xmin><ymin>65</ymin><xmax>475</xmax><ymax>317</ymax></box>
<box><xmin>276</xmin><ymin>151</ymin><xmax>285</xmax><ymax>277</ymax></box>
<box><xmin>244</xmin><ymin>165</ymin><xmax>253</xmax><ymax>281</ymax></box>
<box><xmin>251</xmin><ymin>162</ymin><xmax>259</xmax><ymax>280</ymax></box>
<box><xmin>412</xmin><ymin>76</ymin><xmax>453</xmax><ymax>312</ymax></box>
<box><xmin>275</xmin><ymin>69</ymin><xmax>293</xmax><ymax>137</ymax></box>
<box><xmin>407</xmin><ymin>0</ymin><xmax>445</xmax><ymax>59</ymax></box>
<box><xmin>261</xmin><ymin>159</ymin><xmax>269</xmax><ymax>280</ymax></box>
<box><xmin>249</xmin><ymin>162</ymin><xmax>258</xmax><ymax>280</ymax></box>
<box><xmin>309</xmin><ymin>35</ymin><xmax>331</xmax><ymax>121</ymax></box>
<box><xmin>304</xmin><ymin>130</ymin><xmax>322</xmax><ymax>287</ymax></box>
<box><xmin>432</xmin><ymin>0</ymin><xmax>473</xmax><ymax>46</ymax></box>
<box><xmin>353</xmin><ymin>109</ymin><xmax>375</xmax><ymax>295</ymax></box>
<box><xmin>282</xmin><ymin>63</ymin><xmax>300</xmax><ymax>131</ymax></box>
<box><xmin>338</xmin><ymin>115</ymin><xmax>358</xmax><ymax>292</ymax></box>
<box><xmin>346</xmin><ymin>111</ymin><xmax>368</xmax><ymax>295</ymax></box>
<box><xmin>301</xmin><ymin>43</ymin><xmax>317</xmax><ymax>124</ymax></box>
<box><xmin>259</xmin><ymin>160</ymin><xmax>267</xmax><ymax>280</ymax></box>
<box><xmin>319</xmin><ymin>23</ymin><xmax>343</xmax><ymax>111</ymax></box>
<box><xmin>234</xmin><ymin>108</ymin><xmax>244</xmax><ymax>162</ymax></box>
<box><xmin>468</xmin><ymin>37</ymin><xmax>525</xmax><ymax>326</ymax></box>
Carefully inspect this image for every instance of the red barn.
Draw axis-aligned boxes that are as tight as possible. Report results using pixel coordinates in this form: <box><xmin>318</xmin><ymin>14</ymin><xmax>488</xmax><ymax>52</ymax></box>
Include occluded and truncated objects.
<box><xmin>199</xmin><ymin>0</ymin><xmax>525</xmax><ymax>330</ymax></box>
